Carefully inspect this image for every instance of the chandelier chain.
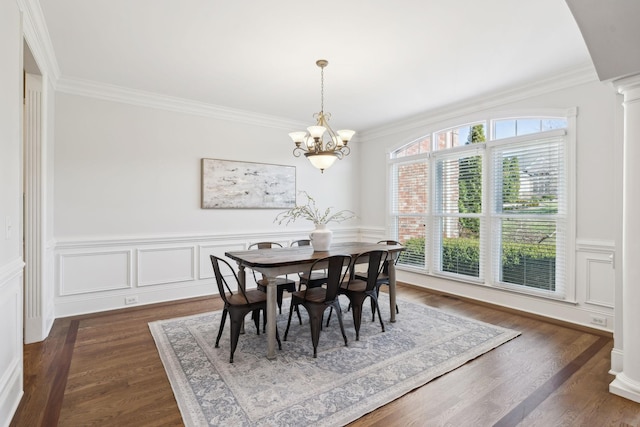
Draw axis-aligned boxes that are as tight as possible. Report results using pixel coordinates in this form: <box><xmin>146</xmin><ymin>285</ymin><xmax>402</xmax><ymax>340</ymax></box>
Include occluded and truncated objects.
<box><xmin>320</xmin><ymin>66</ymin><xmax>324</xmax><ymax>114</ymax></box>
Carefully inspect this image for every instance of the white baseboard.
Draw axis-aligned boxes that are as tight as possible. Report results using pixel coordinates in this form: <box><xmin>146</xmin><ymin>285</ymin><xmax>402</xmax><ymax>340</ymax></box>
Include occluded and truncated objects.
<box><xmin>610</xmin><ymin>373</ymin><xmax>640</xmax><ymax>404</ymax></box>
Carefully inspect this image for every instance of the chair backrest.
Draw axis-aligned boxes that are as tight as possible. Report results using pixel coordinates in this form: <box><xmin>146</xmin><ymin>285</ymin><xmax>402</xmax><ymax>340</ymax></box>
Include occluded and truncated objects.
<box><xmin>247</xmin><ymin>242</ymin><xmax>284</xmax><ymax>281</ymax></box>
<box><xmin>305</xmin><ymin>254</ymin><xmax>351</xmax><ymax>302</ymax></box>
<box><xmin>249</xmin><ymin>241</ymin><xmax>284</xmax><ymax>250</ymax></box>
<box><xmin>352</xmin><ymin>250</ymin><xmax>388</xmax><ymax>291</ymax></box>
<box><xmin>377</xmin><ymin>240</ymin><xmax>402</xmax><ymax>271</ymax></box>
<box><xmin>210</xmin><ymin>255</ymin><xmax>248</xmax><ymax>305</ymax></box>
<box><xmin>290</xmin><ymin>239</ymin><xmax>311</xmax><ymax>247</ymax></box>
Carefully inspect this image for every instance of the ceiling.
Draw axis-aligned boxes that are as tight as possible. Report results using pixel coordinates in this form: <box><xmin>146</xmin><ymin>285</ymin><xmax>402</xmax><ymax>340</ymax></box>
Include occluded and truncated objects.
<box><xmin>38</xmin><ymin>0</ymin><xmax>593</xmax><ymax>132</ymax></box>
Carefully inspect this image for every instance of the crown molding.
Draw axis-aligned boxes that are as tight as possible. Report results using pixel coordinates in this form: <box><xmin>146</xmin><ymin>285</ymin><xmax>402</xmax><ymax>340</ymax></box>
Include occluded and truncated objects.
<box><xmin>18</xmin><ymin>0</ymin><xmax>61</xmax><ymax>82</ymax></box>
<box><xmin>56</xmin><ymin>77</ymin><xmax>307</xmax><ymax>130</ymax></box>
<box><xmin>360</xmin><ymin>63</ymin><xmax>599</xmax><ymax>141</ymax></box>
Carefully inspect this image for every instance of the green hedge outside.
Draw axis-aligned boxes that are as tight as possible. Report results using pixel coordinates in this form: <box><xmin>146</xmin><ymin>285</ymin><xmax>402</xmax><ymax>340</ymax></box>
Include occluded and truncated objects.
<box><xmin>398</xmin><ymin>237</ymin><xmax>556</xmax><ymax>290</ymax></box>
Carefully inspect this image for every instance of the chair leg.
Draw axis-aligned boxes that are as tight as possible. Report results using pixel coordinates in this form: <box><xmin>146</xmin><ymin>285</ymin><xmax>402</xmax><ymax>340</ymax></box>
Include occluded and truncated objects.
<box><xmin>308</xmin><ymin>307</ymin><xmax>322</xmax><ymax>358</ymax></box>
<box><xmin>296</xmin><ymin>304</ymin><xmax>303</xmax><ymax>325</ymax></box>
<box><xmin>215</xmin><ymin>308</ymin><xmax>228</xmax><ymax>348</ymax></box>
<box><xmin>331</xmin><ymin>301</ymin><xmax>348</xmax><ymax>347</ymax></box>
<box><xmin>350</xmin><ymin>297</ymin><xmax>364</xmax><ymax>341</ymax></box>
<box><xmin>277</xmin><ymin>286</ymin><xmax>284</xmax><ymax>314</ymax></box>
<box><xmin>372</xmin><ymin>284</ymin><xmax>382</xmax><ymax>321</ymax></box>
<box><xmin>325</xmin><ymin>306</ymin><xmax>333</xmax><ymax>327</ymax></box>
<box><xmin>284</xmin><ymin>298</ymin><xmax>295</xmax><ymax>340</ymax></box>
<box><xmin>276</xmin><ymin>325</ymin><xmax>282</xmax><ymax>350</ymax></box>
<box><xmin>228</xmin><ymin>311</ymin><xmax>247</xmax><ymax>363</ymax></box>
<box><xmin>370</xmin><ymin>293</ymin><xmax>385</xmax><ymax>332</ymax></box>
<box><xmin>371</xmin><ymin>296</ymin><xmax>376</xmax><ymax>322</ymax></box>
<box><xmin>252</xmin><ymin>309</ymin><xmax>261</xmax><ymax>335</ymax></box>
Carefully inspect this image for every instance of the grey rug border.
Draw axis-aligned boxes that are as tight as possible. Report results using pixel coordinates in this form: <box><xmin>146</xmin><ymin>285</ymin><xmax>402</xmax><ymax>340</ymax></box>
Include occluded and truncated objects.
<box><xmin>149</xmin><ymin>297</ymin><xmax>521</xmax><ymax>426</ymax></box>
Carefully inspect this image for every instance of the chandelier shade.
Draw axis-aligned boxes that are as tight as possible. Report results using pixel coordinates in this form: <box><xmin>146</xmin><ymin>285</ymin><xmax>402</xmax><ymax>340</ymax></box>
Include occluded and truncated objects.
<box><xmin>290</xmin><ymin>59</ymin><xmax>354</xmax><ymax>173</ymax></box>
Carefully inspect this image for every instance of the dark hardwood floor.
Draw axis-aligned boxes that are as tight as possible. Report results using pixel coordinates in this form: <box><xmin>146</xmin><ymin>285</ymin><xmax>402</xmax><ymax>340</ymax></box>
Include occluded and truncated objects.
<box><xmin>9</xmin><ymin>284</ymin><xmax>640</xmax><ymax>427</ymax></box>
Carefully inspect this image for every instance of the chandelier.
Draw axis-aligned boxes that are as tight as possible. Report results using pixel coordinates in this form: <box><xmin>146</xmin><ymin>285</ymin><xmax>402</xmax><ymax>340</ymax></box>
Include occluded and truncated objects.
<box><xmin>289</xmin><ymin>59</ymin><xmax>355</xmax><ymax>173</ymax></box>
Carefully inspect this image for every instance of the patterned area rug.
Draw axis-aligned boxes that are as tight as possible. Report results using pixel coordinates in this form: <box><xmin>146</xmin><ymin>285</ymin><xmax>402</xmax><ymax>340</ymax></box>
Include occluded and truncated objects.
<box><xmin>149</xmin><ymin>295</ymin><xmax>520</xmax><ymax>426</ymax></box>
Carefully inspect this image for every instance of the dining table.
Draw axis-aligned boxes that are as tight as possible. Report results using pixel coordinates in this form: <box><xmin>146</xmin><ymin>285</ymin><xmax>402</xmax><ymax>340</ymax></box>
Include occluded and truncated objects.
<box><xmin>225</xmin><ymin>241</ymin><xmax>405</xmax><ymax>360</ymax></box>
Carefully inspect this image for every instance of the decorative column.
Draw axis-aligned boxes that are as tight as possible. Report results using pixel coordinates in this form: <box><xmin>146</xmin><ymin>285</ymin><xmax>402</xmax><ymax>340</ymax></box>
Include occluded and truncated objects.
<box><xmin>610</xmin><ymin>74</ymin><xmax>640</xmax><ymax>403</ymax></box>
<box><xmin>24</xmin><ymin>73</ymin><xmax>49</xmax><ymax>344</ymax></box>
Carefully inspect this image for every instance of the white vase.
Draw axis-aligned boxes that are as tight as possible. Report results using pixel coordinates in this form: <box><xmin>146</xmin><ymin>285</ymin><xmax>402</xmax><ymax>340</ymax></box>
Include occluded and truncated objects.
<box><xmin>309</xmin><ymin>223</ymin><xmax>333</xmax><ymax>251</ymax></box>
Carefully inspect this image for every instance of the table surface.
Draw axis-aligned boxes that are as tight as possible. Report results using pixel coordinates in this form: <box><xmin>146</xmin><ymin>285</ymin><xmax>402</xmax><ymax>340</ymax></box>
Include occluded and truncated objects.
<box><xmin>225</xmin><ymin>241</ymin><xmax>405</xmax><ymax>268</ymax></box>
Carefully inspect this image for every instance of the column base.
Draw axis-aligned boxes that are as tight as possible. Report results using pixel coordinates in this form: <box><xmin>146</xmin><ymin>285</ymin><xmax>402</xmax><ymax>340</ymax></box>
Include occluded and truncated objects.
<box><xmin>610</xmin><ymin>373</ymin><xmax>640</xmax><ymax>403</ymax></box>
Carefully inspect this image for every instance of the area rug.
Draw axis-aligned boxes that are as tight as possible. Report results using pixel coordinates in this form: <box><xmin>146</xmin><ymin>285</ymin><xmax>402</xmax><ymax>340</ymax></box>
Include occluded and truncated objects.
<box><xmin>149</xmin><ymin>294</ymin><xmax>520</xmax><ymax>426</ymax></box>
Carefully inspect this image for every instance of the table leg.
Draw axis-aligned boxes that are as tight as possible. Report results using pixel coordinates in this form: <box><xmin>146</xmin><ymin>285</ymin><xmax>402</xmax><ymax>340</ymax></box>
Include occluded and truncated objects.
<box><xmin>265</xmin><ymin>276</ymin><xmax>278</xmax><ymax>360</ymax></box>
<box><xmin>238</xmin><ymin>265</ymin><xmax>246</xmax><ymax>334</ymax></box>
<box><xmin>388</xmin><ymin>261</ymin><xmax>397</xmax><ymax>323</ymax></box>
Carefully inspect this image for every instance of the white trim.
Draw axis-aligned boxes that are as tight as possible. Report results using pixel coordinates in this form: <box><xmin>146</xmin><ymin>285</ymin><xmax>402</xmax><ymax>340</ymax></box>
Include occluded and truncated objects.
<box><xmin>17</xmin><ymin>0</ymin><xmax>61</xmax><ymax>82</ymax></box>
<box><xmin>58</xmin><ymin>250</ymin><xmax>133</xmax><ymax>296</ymax></box>
<box><xmin>398</xmin><ymin>270</ymin><xmax>616</xmax><ymax>334</ymax></box>
<box><xmin>363</xmin><ymin>65</ymin><xmax>596</xmax><ymax>140</ymax></box>
<box><xmin>0</xmin><ymin>259</ymin><xmax>25</xmax><ymax>288</ymax></box>
<box><xmin>610</xmin><ymin>347</ymin><xmax>624</xmax><ymax>374</ymax></box>
<box><xmin>0</xmin><ymin>261</ymin><xmax>24</xmax><ymax>427</ymax></box>
<box><xmin>576</xmin><ymin>239</ymin><xmax>616</xmax><ymax>252</ymax></box>
<box><xmin>56</xmin><ymin>77</ymin><xmax>307</xmax><ymax>130</ymax></box>
<box><xmin>137</xmin><ymin>245</ymin><xmax>196</xmax><ymax>287</ymax></box>
<box><xmin>610</xmin><ymin>374</ymin><xmax>640</xmax><ymax>404</ymax></box>
<box><xmin>53</xmin><ymin>228</ymin><xmax>361</xmax><ymax>317</ymax></box>
<box><xmin>54</xmin><ymin>227</ymin><xmax>361</xmax><ymax>249</ymax></box>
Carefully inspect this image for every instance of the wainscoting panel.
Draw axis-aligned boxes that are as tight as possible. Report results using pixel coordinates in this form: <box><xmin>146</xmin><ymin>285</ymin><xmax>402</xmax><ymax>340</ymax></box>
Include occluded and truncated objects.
<box><xmin>0</xmin><ymin>259</ymin><xmax>24</xmax><ymax>427</ymax></box>
<box><xmin>54</xmin><ymin>229</ymin><xmax>360</xmax><ymax>317</ymax></box>
<box><xmin>138</xmin><ymin>246</ymin><xmax>196</xmax><ymax>287</ymax></box>
<box><xmin>397</xmin><ymin>239</ymin><xmax>617</xmax><ymax>332</ymax></box>
<box><xmin>576</xmin><ymin>240</ymin><xmax>615</xmax><ymax>309</ymax></box>
<box><xmin>585</xmin><ymin>257</ymin><xmax>615</xmax><ymax>308</ymax></box>
<box><xmin>59</xmin><ymin>250</ymin><xmax>132</xmax><ymax>295</ymax></box>
<box><xmin>199</xmin><ymin>242</ymin><xmax>246</xmax><ymax>279</ymax></box>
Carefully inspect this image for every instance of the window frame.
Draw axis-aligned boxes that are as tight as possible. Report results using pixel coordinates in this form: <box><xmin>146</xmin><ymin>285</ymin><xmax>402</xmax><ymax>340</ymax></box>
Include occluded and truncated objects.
<box><xmin>387</xmin><ymin>108</ymin><xmax>577</xmax><ymax>302</ymax></box>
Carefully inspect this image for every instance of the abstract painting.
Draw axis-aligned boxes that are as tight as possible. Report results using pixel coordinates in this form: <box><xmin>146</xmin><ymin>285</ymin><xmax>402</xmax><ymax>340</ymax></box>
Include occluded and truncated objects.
<box><xmin>201</xmin><ymin>159</ymin><xmax>296</xmax><ymax>209</ymax></box>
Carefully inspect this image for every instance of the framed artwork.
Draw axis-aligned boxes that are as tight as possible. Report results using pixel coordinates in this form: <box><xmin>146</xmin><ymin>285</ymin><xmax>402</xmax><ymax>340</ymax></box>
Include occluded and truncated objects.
<box><xmin>201</xmin><ymin>158</ymin><xmax>296</xmax><ymax>209</ymax></box>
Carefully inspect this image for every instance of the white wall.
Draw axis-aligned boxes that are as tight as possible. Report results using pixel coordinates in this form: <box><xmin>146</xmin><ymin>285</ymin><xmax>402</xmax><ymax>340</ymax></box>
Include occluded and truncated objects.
<box><xmin>358</xmin><ymin>74</ymin><xmax>620</xmax><ymax>332</ymax></box>
<box><xmin>0</xmin><ymin>0</ymin><xmax>24</xmax><ymax>424</ymax></box>
<box><xmin>53</xmin><ymin>92</ymin><xmax>361</xmax><ymax>316</ymax></box>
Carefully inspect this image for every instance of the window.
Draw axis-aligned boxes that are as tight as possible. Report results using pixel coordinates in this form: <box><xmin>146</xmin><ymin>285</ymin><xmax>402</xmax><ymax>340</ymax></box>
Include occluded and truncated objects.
<box><xmin>390</xmin><ymin>137</ymin><xmax>429</xmax><ymax>268</ymax></box>
<box><xmin>389</xmin><ymin>114</ymin><xmax>572</xmax><ymax>300</ymax></box>
<box><xmin>490</xmin><ymin>133</ymin><xmax>566</xmax><ymax>295</ymax></box>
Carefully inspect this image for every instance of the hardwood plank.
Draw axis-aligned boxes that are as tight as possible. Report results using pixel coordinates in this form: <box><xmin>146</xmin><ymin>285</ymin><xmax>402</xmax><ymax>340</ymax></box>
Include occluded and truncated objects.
<box><xmin>9</xmin><ymin>284</ymin><xmax>640</xmax><ymax>427</ymax></box>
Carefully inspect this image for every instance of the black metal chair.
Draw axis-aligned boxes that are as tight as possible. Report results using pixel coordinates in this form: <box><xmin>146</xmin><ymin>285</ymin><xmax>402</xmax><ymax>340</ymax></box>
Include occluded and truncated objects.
<box><xmin>248</xmin><ymin>242</ymin><xmax>297</xmax><ymax>314</ymax></box>
<box><xmin>210</xmin><ymin>255</ymin><xmax>281</xmax><ymax>363</ymax></box>
<box><xmin>284</xmin><ymin>254</ymin><xmax>352</xmax><ymax>358</ymax></box>
<box><xmin>290</xmin><ymin>239</ymin><xmax>328</xmax><ymax>289</ymax></box>
<box><xmin>354</xmin><ymin>240</ymin><xmax>401</xmax><ymax>318</ymax></box>
<box><xmin>338</xmin><ymin>250</ymin><xmax>388</xmax><ymax>341</ymax></box>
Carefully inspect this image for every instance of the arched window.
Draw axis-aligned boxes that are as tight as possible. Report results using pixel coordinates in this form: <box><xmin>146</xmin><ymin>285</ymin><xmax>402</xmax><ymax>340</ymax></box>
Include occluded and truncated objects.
<box><xmin>388</xmin><ymin>113</ymin><xmax>573</xmax><ymax>300</ymax></box>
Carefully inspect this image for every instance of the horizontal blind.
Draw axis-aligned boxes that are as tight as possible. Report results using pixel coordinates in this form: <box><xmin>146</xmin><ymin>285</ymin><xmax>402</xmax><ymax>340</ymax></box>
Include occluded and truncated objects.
<box><xmin>491</xmin><ymin>136</ymin><xmax>565</xmax><ymax>296</ymax></box>
<box><xmin>435</xmin><ymin>150</ymin><xmax>484</xmax><ymax>279</ymax></box>
<box><xmin>392</xmin><ymin>161</ymin><xmax>428</xmax><ymax>268</ymax></box>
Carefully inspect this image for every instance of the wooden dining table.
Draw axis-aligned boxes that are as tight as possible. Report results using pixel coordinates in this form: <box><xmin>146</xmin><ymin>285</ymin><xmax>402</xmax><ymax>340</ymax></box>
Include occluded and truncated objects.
<box><xmin>225</xmin><ymin>241</ymin><xmax>405</xmax><ymax>359</ymax></box>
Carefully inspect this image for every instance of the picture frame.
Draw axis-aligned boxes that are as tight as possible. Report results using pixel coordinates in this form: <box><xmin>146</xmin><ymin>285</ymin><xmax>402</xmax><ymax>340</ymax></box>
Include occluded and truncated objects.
<box><xmin>201</xmin><ymin>158</ymin><xmax>296</xmax><ymax>209</ymax></box>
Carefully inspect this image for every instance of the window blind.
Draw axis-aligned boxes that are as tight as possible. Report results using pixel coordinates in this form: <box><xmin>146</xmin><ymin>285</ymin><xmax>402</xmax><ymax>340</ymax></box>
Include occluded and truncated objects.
<box><xmin>491</xmin><ymin>136</ymin><xmax>566</xmax><ymax>296</ymax></box>
<box><xmin>391</xmin><ymin>160</ymin><xmax>428</xmax><ymax>268</ymax></box>
<box><xmin>435</xmin><ymin>150</ymin><xmax>484</xmax><ymax>279</ymax></box>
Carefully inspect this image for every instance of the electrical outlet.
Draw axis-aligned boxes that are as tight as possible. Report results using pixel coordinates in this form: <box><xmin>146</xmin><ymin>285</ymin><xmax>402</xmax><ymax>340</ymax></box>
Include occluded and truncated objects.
<box><xmin>590</xmin><ymin>315</ymin><xmax>607</xmax><ymax>327</ymax></box>
<box><xmin>125</xmin><ymin>295</ymin><xmax>139</xmax><ymax>305</ymax></box>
